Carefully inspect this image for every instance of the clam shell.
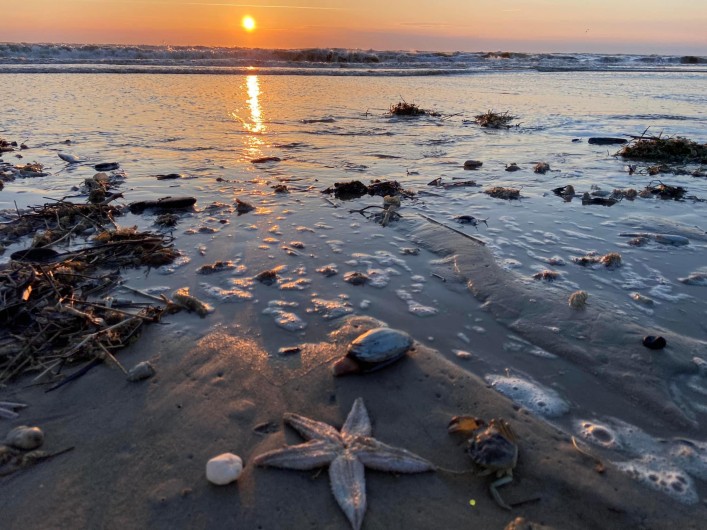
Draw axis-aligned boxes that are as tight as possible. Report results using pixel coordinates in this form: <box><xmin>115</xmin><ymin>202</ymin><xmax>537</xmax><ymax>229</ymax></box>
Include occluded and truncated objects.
<box><xmin>5</xmin><ymin>425</ymin><xmax>44</xmax><ymax>450</ymax></box>
<box><xmin>348</xmin><ymin>327</ymin><xmax>412</xmax><ymax>365</ymax></box>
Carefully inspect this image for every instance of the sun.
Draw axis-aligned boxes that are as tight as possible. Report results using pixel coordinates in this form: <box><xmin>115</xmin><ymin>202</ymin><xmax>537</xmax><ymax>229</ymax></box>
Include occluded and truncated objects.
<box><xmin>242</xmin><ymin>16</ymin><xmax>256</xmax><ymax>32</ymax></box>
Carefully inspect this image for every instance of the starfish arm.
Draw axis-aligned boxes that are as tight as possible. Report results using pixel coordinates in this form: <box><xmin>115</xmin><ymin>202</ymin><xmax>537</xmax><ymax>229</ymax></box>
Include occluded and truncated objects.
<box><xmin>353</xmin><ymin>438</ymin><xmax>436</xmax><ymax>473</ymax></box>
<box><xmin>329</xmin><ymin>453</ymin><xmax>367</xmax><ymax>530</ymax></box>
<box><xmin>341</xmin><ymin>398</ymin><xmax>372</xmax><ymax>438</ymax></box>
<box><xmin>253</xmin><ymin>440</ymin><xmax>339</xmax><ymax>470</ymax></box>
<box><xmin>284</xmin><ymin>412</ymin><xmax>343</xmax><ymax>444</ymax></box>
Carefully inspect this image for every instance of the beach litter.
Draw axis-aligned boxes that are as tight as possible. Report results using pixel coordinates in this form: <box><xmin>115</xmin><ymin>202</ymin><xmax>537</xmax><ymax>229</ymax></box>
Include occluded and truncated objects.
<box><xmin>254</xmin><ymin>398</ymin><xmax>434</xmax><ymax>530</ymax></box>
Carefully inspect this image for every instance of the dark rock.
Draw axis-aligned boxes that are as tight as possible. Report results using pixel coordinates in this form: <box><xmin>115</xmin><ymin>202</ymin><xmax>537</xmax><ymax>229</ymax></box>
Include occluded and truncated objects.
<box><xmin>463</xmin><ymin>160</ymin><xmax>483</xmax><ymax>170</ymax></box>
<box><xmin>10</xmin><ymin>247</ymin><xmax>60</xmax><ymax>263</ymax></box>
<box><xmin>588</xmin><ymin>138</ymin><xmax>628</xmax><ymax>145</ymax></box>
<box><xmin>323</xmin><ymin>180</ymin><xmax>368</xmax><ymax>200</ymax></box>
<box><xmin>129</xmin><ymin>196</ymin><xmax>197</xmax><ymax>214</ymax></box>
<box><xmin>643</xmin><ymin>335</ymin><xmax>666</xmax><ymax>350</ymax></box>
<box><xmin>94</xmin><ymin>162</ymin><xmax>120</xmax><ymax>171</ymax></box>
<box><xmin>155</xmin><ymin>173</ymin><xmax>183</xmax><ymax>180</ymax></box>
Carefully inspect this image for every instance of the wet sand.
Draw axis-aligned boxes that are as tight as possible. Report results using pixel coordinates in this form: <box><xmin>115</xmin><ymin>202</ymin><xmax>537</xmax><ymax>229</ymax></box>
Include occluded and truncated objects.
<box><xmin>1</xmin><ymin>310</ymin><xmax>705</xmax><ymax>529</ymax></box>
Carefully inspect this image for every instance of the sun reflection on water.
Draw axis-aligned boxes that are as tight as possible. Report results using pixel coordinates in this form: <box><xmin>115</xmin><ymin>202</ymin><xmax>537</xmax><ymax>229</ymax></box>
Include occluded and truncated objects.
<box><xmin>245</xmin><ymin>75</ymin><xmax>264</xmax><ymax>134</ymax></box>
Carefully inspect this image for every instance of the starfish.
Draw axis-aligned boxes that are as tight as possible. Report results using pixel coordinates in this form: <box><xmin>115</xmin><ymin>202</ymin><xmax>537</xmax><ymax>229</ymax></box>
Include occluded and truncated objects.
<box><xmin>253</xmin><ymin>397</ymin><xmax>435</xmax><ymax>530</ymax></box>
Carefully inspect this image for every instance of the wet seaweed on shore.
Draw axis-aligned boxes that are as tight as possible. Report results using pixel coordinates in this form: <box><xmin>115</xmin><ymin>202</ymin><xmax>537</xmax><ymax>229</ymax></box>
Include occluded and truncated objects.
<box><xmin>322</xmin><ymin>180</ymin><xmax>414</xmax><ymax>201</ymax></box>
<box><xmin>485</xmin><ymin>186</ymin><xmax>521</xmax><ymax>200</ymax></box>
<box><xmin>619</xmin><ymin>135</ymin><xmax>707</xmax><ymax>164</ymax></box>
<box><xmin>387</xmin><ymin>98</ymin><xmax>440</xmax><ymax>117</ymax></box>
<box><xmin>474</xmin><ymin>110</ymin><xmax>518</xmax><ymax>129</ymax></box>
<box><xmin>0</xmin><ymin>200</ymin><xmax>182</xmax><ymax>386</ymax></box>
<box><xmin>640</xmin><ymin>180</ymin><xmax>686</xmax><ymax>200</ymax></box>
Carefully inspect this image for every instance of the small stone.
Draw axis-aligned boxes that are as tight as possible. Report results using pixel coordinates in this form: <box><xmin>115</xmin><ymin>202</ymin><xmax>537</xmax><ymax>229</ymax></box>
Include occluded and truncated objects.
<box><xmin>5</xmin><ymin>425</ymin><xmax>44</xmax><ymax>450</ymax></box>
<box><xmin>206</xmin><ymin>453</ymin><xmax>243</xmax><ymax>485</ymax></box>
<box><xmin>127</xmin><ymin>361</ymin><xmax>156</xmax><ymax>382</ymax></box>
<box><xmin>643</xmin><ymin>336</ymin><xmax>666</xmax><ymax>350</ymax></box>
<box><xmin>343</xmin><ymin>271</ymin><xmax>369</xmax><ymax>285</ymax></box>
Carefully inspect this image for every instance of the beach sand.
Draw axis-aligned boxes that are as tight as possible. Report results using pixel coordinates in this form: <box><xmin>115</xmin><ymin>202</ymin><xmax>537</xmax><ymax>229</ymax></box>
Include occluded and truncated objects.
<box><xmin>2</xmin><ymin>307</ymin><xmax>705</xmax><ymax>529</ymax></box>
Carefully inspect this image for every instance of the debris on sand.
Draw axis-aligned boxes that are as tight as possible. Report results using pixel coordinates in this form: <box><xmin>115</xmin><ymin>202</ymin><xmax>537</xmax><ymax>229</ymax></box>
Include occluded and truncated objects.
<box><xmin>343</xmin><ymin>271</ymin><xmax>369</xmax><ymax>285</ymax></box>
<box><xmin>485</xmin><ymin>187</ymin><xmax>521</xmax><ymax>200</ymax></box>
<box><xmin>388</xmin><ymin>99</ymin><xmax>439</xmax><ymax>117</ymax></box>
<box><xmin>254</xmin><ymin>268</ymin><xmax>279</xmax><ymax>285</ymax></box>
<box><xmin>322</xmin><ymin>180</ymin><xmax>414</xmax><ymax>201</ymax></box>
<box><xmin>619</xmin><ymin>136</ymin><xmax>707</xmax><ymax>163</ymax></box>
<box><xmin>172</xmin><ymin>287</ymin><xmax>213</xmax><ymax>316</ymax></box>
<box><xmin>197</xmin><ymin>261</ymin><xmax>237</xmax><ymax>275</ymax></box>
<box><xmin>474</xmin><ymin>110</ymin><xmax>517</xmax><ymax>129</ymax></box>
<box><xmin>129</xmin><ymin>196</ymin><xmax>197</xmax><ymax>214</ymax></box>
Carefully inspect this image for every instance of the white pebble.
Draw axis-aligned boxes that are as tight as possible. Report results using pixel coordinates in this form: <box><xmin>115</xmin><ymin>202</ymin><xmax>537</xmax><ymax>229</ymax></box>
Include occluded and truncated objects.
<box><xmin>206</xmin><ymin>453</ymin><xmax>244</xmax><ymax>485</ymax></box>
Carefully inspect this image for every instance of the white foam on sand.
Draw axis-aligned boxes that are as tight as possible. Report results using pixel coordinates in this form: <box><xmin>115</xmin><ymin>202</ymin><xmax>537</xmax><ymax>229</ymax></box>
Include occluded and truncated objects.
<box><xmin>485</xmin><ymin>375</ymin><xmax>570</xmax><ymax>417</ymax></box>
<box><xmin>308</xmin><ymin>297</ymin><xmax>354</xmax><ymax>320</ymax></box>
<box><xmin>616</xmin><ymin>456</ymin><xmax>697</xmax><ymax>504</ymax></box>
<box><xmin>263</xmin><ymin>300</ymin><xmax>307</xmax><ymax>331</ymax></box>
<box><xmin>200</xmin><ymin>283</ymin><xmax>253</xmax><ymax>302</ymax></box>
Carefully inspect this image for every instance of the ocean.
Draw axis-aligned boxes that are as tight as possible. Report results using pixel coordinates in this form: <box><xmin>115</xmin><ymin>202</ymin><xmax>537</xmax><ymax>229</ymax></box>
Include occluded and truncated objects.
<box><xmin>1</xmin><ymin>44</ymin><xmax>706</xmax><ymax>506</ymax></box>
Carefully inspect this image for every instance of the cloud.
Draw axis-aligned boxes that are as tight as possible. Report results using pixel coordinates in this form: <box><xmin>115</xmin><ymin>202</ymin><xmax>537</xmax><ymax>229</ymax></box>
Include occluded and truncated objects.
<box><xmin>399</xmin><ymin>22</ymin><xmax>453</xmax><ymax>28</ymax></box>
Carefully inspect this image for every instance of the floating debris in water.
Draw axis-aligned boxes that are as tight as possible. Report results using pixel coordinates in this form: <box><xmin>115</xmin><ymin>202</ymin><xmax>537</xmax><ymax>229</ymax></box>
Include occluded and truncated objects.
<box><xmin>463</xmin><ymin>160</ymin><xmax>483</xmax><ymax>170</ymax></box>
<box><xmin>533</xmin><ymin>270</ymin><xmax>560</xmax><ymax>282</ymax></box>
<box><xmin>485</xmin><ymin>187</ymin><xmax>520</xmax><ymax>200</ymax></box>
<box><xmin>197</xmin><ymin>261</ymin><xmax>237</xmax><ymax>274</ymax></box>
<box><xmin>678</xmin><ymin>271</ymin><xmax>707</xmax><ymax>285</ymax></box>
<box><xmin>251</xmin><ymin>156</ymin><xmax>281</xmax><ymax>164</ymax></box>
<box><xmin>343</xmin><ymin>271</ymin><xmax>368</xmax><ymax>285</ymax></box>
<box><xmin>474</xmin><ymin>110</ymin><xmax>517</xmax><ymax>128</ymax></box>
<box><xmin>505</xmin><ymin>163</ymin><xmax>521</xmax><ymax>172</ymax></box>
<box><xmin>619</xmin><ymin>136</ymin><xmax>707</xmax><ymax>163</ymax></box>
<box><xmin>534</xmin><ymin>162</ymin><xmax>550</xmax><ymax>174</ymax></box>
<box><xmin>572</xmin><ymin>252</ymin><xmax>622</xmax><ymax>269</ymax></box>
<box><xmin>569</xmin><ymin>290</ymin><xmax>588</xmax><ymax>309</ymax></box>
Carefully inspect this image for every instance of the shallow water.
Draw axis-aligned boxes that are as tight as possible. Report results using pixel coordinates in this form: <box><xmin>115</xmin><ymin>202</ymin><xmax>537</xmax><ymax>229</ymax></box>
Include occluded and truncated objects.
<box><xmin>1</xmin><ymin>71</ymin><xmax>706</xmax><ymax>502</ymax></box>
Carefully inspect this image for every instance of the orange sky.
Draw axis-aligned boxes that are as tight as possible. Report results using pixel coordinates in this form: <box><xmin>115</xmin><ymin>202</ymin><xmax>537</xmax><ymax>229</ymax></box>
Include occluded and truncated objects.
<box><xmin>3</xmin><ymin>0</ymin><xmax>707</xmax><ymax>54</ymax></box>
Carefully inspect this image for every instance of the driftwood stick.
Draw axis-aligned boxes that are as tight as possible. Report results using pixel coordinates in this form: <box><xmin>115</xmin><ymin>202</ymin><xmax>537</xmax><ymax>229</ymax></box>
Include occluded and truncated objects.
<box><xmin>418</xmin><ymin>213</ymin><xmax>486</xmax><ymax>246</ymax></box>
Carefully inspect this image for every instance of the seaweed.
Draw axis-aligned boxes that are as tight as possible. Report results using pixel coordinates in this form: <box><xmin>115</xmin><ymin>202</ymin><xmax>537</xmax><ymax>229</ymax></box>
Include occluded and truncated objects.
<box><xmin>619</xmin><ymin>135</ymin><xmax>707</xmax><ymax>164</ymax></box>
<box><xmin>474</xmin><ymin>110</ymin><xmax>517</xmax><ymax>129</ymax></box>
<box><xmin>387</xmin><ymin>98</ymin><xmax>440</xmax><ymax>117</ymax></box>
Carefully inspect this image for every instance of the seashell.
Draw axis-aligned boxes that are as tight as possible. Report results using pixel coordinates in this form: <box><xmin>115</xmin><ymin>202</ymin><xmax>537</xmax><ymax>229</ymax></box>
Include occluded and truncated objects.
<box><xmin>206</xmin><ymin>453</ymin><xmax>243</xmax><ymax>485</ymax></box>
<box><xmin>58</xmin><ymin>152</ymin><xmax>82</xmax><ymax>164</ymax></box>
<box><xmin>127</xmin><ymin>361</ymin><xmax>155</xmax><ymax>382</ymax></box>
<box><xmin>333</xmin><ymin>327</ymin><xmax>412</xmax><ymax>376</ymax></box>
<box><xmin>5</xmin><ymin>425</ymin><xmax>44</xmax><ymax>450</ymax></box>
<box><xmin>568</xmin><ymin>290</ymin><xmax>588</xmax><ymax>309</ymax></box>
<box><xmin>643</xmin><ymin>335</ymin><xmax>666</xmax><ymax>350</ymax></box>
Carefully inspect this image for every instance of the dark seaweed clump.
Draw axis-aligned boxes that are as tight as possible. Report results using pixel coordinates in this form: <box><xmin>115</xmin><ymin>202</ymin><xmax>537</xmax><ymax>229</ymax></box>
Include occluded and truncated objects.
<box><xmin>619</xmin><ymin>136</ymin><xmax>707</xmax><ymax>164</ymax></box>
